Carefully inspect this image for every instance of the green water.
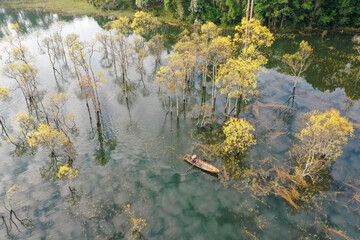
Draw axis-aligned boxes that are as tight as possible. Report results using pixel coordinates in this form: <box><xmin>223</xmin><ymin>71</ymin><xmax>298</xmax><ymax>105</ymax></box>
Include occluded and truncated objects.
<box><xmin>0</xmin><ymin>9</ymin><xmax>359</xmax><ymax>240</ymax></box>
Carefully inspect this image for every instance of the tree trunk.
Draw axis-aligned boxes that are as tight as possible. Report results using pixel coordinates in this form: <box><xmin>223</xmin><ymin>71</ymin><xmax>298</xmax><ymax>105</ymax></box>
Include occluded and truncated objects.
<box><xmin>224</xmin><ymin>94</ymin><xmax>228</xmax><ymax>114</ymax></box>
<box><xmin>280</xmin><ymin>15</ymin><xmax>285</xmax><ymax>28</ymax></box>
<box><xmin>211</xmin><ymin>65</ymin><xmax>217</xmax><ymax>112</ymax></box>
<box><xmin>246</xmin><ymin>0</ymin><xmax>250</xmax><ymax>21</ymax></box>
<box><xmin>169</xmin><ymin>94</ymin><xmax>173</xmax><ymax>116</ymax></box>
<box><xmin>236</xmin><ymin>94</ymin><xmax>242</xmax><ymax>118</ymax></box>
<box><xmin>292</xmin><ymin>76</ymin><xmax>298</xmax><ymax>98</ymax></box>
<box><xmin>250</xmin><ymin>0</ymin><xmax>254</xmax><ymax>20</ymax></box>
<box><xmin>175</xmin><ymin>90</ymin><xmax>179</xmax><ymax>119</ymax></box>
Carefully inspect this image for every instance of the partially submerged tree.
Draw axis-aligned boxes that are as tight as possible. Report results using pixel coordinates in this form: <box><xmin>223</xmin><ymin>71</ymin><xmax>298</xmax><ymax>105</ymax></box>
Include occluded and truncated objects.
<box><xmin>0</xmin><ymin>86</ymin><xmax>13</xmax><ymax>144</ymax></box>
<box><xmin>197</xmin><ymin>22</ymin><xmax>221</xmax><ymax>89</ymax></box>
<box><xmin>217</xmin><ymin>17</ymin><xmax>273</xmax><ymax>117</ymax></box>
<box><xmin>155</xmin><ymin>53</ymin><xmax>186</xmax><ymax>119</ymax></box>
<box><xmin>133</xmin><ymin>36</ymin><xmax>149</xmax><ymax>81</ymax></box>
<box><xmin>283</xmin><ymin>40</ymin><xmax>313</xmax><ymax>98</ymax></box>
<box><xmin>208</xmin><ymin>36</ymin><xmax>233</xmax><ymax>111</ymax></box>
<box><xmin>173</xmin><ymin>33</ymin><xmax>197</xmax><ymax>102</ymax></box>
<box><xmin>41</xmin><ymin>23</ymin><xmax>68</xmax><ymax>83</ymax></box>
<box><xmin>233</xmin><ymin>17</ymin><xmax>274</xmax><ymax>60</ymax></box>
<box><xmin>106</xmin><ymin>16</ymin><xmax>132</xmax><ymax>82</ymax></box>
<box><xmin>222</xmin><ymin>117</ymin><xmax>256</xmax><ymax>155</ymax></box>
<box><xmin>2</xmin><ymin>62</ymin><xmax>43</xmax><ymax>117</ymax></box>
<box><xmin>131</xmin><ymin>11</ymin><xmax>160</xmax><ymax>38</ymax></box>
<box><xmin>292</xmin><ymin>109</ymin><xmax>354</xmax><ymax>182</ymax></box>
<box><xmin>65</xmin><ymin>33</ymin><xmax>106</xmax><ymax>125</ymax></box>
<box><xmin>0</xmin><ymin>85</ymin><xmax>10</xmax><ymax>98</ymax></box>
<box><xmin>147</xmin><ymin>34</ymin><xmax>165</xmax><ymax>66</ymax></box>
<box><xmin>216</xmin><ymin>57</ymin><xmax>260</xmax><ymax>116</ymax></box>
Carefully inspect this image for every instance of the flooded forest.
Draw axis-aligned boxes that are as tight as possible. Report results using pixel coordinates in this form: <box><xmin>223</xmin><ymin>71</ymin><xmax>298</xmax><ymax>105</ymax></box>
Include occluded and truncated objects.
<box><xmin>0</xmin><ymin>7</ymin><xmax>359</xmax><ymax>240</ymax></box>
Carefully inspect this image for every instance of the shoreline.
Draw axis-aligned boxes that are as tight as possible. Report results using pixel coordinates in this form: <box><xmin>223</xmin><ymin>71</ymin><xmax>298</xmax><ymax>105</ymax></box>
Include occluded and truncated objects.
<box><xmin>0</xmin><ymin>0</ymin><xmax>359</xmax><ymax>35</ymax></box>
<box><xmin>0</xmin><ymin>0</ymin><xmax>185</xmax><ymax>26</ymax></box>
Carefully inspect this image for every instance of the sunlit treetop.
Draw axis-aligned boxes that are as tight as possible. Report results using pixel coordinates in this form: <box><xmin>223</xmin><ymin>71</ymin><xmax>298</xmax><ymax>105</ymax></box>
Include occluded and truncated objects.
<box><xmin>45</xmin><ymin>92</ymin><xmax>67</xmax><ymax>112</ymax></box>
<box><xmin>11</xmin><ymin>46</ymin><xmax>31</xmax><ymax>61</ymax></box>
<box><xmin>234</xmin><ymin>18</ymin><xmax>274</xmax><ymax>57</ymax></box>
<box><xmin>222</xmin><ymin>117</ymin><xmax>257</xmax><ymax>154</ymax></box>
<box><xmin>9</xmin><ymin>23</ymin><xmax>22</xmax><ymax>32</ymax></box>
<box><xmin>178</xmin><ymin>29</ymin><xmax>190</xmax><ymax>43</ymax></box>
<box><xmin>0</xmin><ymin>86</ymin><xmax>10</xmax><ymax>98</ymax></box>
<box><xmin>147</xmin><ymin>34</ymin><xmax>164</xmax><ymax>58</ymax></box>
<box><xmin>64</xmin><ymin>33</ymin><xmax>81</xmax><ymax>50</ymax></box>
<box><xmin>216</xmin><ymin>57</ymin><xmax>261</xmax><ymax>101</ymax></box>
<box><xmin>155</xmin><ymin>53</ymin><xmax>186</xmax><ymax>93</ymax></box>
<box><xmin>56</xmin><ymin>21</ymin><xmax>65</xmax><ymax>27</ymax></box>
<box><xmin>133</xmin><ymin>36</ymin><xmax>149</xmax><ymax>59</ymax></box>
<box><xmin>6</xmin><ymin>185</ymin><xmax>19</xmax><ymax>202</ymax></box>
<box><xmin>2</xmin><ymin>62</ymin><xmax>38</xmax><ymax>84</ymax></box>
<box><xmin>131</xmin><ymin>11</ymin><xmax>160</xmax><ymax>37</ymax></box>
<box><xmin>283</xmin><ymin>40</ymin><xmax>313</xmax><ymax>77</ymax></box>
<box><xmin>16</xmin><ymin>113</ymin><xmax>32</xmax><ymax>127</ymax></box>
<box><xmin>107</xmin><ymin>16</ymin><xmax>131</xmax><ymax>35</ymax></box>
<box><xmin>57</xmin><ymin>163</ymin><xmax>78</xmax><ymax>179</ymax></box>
<box><xmin>95</xmin><ymin>72</ymin><xmax>108</xmax><ymax>85</ymax></box>
<box><xmin>26</xmin><ymin>123</ymin><xmax>68</xmax><ymax>151</ymax></box>
<box><xmin>298</xmin><ymin>108</ymin><xmax>354</xmax><ymax>162</ymax></box>
<box><xmin>173</xmin><ymin>38</ymin><xmax>196</xmax><ymax>70</ymax></box>
<box><xmin>201</xmin><ymin>21</ymin><xmax>221</xmax><ymax>42</ymax></box>
<box><xmin>209</xmin><ymin>36</ymin><xmax>233</xmax><ymax>66</ymax></box>
<box><xmin>46</xmin><ymin>92</ymin><xmax>67</xmax><ymax>104</ymax></box>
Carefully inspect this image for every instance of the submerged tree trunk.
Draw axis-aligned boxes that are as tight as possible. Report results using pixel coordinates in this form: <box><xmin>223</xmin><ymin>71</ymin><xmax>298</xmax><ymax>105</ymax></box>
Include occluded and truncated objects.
<box><xmin>201</xmin><ymin>87</ymin><xmax>206</xmax><ymax>106</ymax></box>
<box><xmin>175</xmin><ymin>90</ymin><xmax>179</xmax><ymax>120</ymax></box>
<box><xmin>0</xmin><ymin>117</ymin><xmax>15</xmax><ymax>145</ymax></box>
<box><xmin>246</xmin><ymin>0</ymin><xmax>250</xmax><ymax>21</ymax></box>
<box><xmin>235</xmin><ymin>94</ymin><xmax>242</xmax><ymax>118</ymax></box>
<box><xmin>211</xmin><ymin>65</ymin><xmax>217</xmax><ymax>112</ymax></box>
<box><xmin>169</xmin><ymin>94</ymin><xmax>173</xmax><ymax>117</ymax></box>
<box><xmin>292</xmin><ymin>76</ymin><xmax>299</xmax><ymax>100</ymax></box>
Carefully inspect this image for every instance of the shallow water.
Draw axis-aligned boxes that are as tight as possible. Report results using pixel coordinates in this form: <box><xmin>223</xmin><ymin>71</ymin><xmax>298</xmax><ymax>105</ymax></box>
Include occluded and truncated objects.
<box><xmin>0</xmin><ymin>9</ymin><xmax>359</xmax><ymax>240</ymax></box>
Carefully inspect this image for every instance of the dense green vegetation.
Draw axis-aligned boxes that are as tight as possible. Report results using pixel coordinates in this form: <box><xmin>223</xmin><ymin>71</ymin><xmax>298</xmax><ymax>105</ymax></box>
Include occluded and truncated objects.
<box><xmin>88</xmin><ymin>0</ymin><xmax>360</xmax><ymax>28</ymax></box>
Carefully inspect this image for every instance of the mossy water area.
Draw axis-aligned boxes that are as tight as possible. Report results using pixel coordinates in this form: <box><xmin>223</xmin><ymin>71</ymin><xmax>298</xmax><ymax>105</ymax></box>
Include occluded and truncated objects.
<box><xmin>0</xmin><ymin>8</ymin><xmax>359</xmax><ymax>240</ymax></box>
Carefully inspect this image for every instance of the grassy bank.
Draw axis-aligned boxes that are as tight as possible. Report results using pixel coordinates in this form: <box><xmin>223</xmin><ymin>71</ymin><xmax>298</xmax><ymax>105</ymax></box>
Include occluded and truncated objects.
<box><xmin>0</xmin><ymin>0</ymin><xmax>183</xmax><ymax>25</ymax></box>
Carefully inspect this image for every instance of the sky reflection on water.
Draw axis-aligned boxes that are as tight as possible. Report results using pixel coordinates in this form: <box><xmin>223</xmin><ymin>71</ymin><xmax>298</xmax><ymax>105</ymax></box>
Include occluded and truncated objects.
<box><xmin>0</xmin><ymin>8</ymin><xmax>359</xmax><ymax>239</ymax></box>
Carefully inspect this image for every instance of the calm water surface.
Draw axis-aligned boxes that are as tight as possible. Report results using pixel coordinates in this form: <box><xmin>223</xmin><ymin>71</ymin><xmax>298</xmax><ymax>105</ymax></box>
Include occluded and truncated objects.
<box><xmin>0</xmin><ymin>9</ymin><xmax>359</xmax><ymax>239</ymax></box>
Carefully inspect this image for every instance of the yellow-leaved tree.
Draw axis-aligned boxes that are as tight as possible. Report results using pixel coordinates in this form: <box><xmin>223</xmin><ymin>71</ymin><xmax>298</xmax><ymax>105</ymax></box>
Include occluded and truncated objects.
<box><xmin>26</xmin><ymin>123</ymin><xmax>68</xmax><ymax>152</ymax></box>
<box><xmin>131</xmin><ymin>11</ymin><xmax>159</xmax><ymax>37</ymax></box>
<box><xmin>216</xmin><ymin>57</ymin><xmax>261</xmax><ymax>116</ymax></box>
<box><xmin>222</xmin><ymin>117</ymin><xmax>256</xmax><ymax>154</ymax></box>
<box><xmin>217</xmin><ymin>17</ymin><xmax>274</xmax><ymax>117</ymax></box>
<box><xmin>233</xmin><ymin>17</ymin><xmax>274</xmax><ymax>60</ymax></box>
<box><xmin>173</xmin><ymin>33</ymin><xmax>197</xmax><ymax>103</ymax></box>
<box><xmin>155</xmin><ymin>53</ymin><xmax>186</xmax><ymax>119</ymax></box>
<box><xmin>292</xmin><ymin>108</ymin><xmax>354</xmax><ymax>181</ymax></box>
<box><xmin>0</xmin><ymin>85</ymin><xmax>10</xmax><ymax>98</ymax></box>
<box><xmin>208</xmin><ymin>36</ymin><xmax>233</xmax><ymax>111</ymax></box>
<box><xmin>0</xmin><ymin>86</ymin><xmax>12</xmax><ymax>144</ymax></box>
<box><xmin>283</xmin><ymin>40</ymin><xmax>313</xmax><ymax>97</ymax></box>
<box><xmin>197</xmin><ymin>22</ymin><xmax>221</xmax><ymax>89</ymax></box>
<box><xmin>147</xmin><ymin>34</ymin><xmax>165</xmax><ymax>65</ymax></box>
<box><xmin>57</xmin><ymin>163</ymin><xmax>78</xmax><ymax>179</ymax></box>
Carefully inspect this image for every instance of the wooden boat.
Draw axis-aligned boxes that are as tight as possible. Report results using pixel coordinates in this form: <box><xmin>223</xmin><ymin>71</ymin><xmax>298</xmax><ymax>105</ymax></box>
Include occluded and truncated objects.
<box><xmin>183</xmin><ymin>154</ymin><xmax>220</xmax><ymax>174</ymax></box>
